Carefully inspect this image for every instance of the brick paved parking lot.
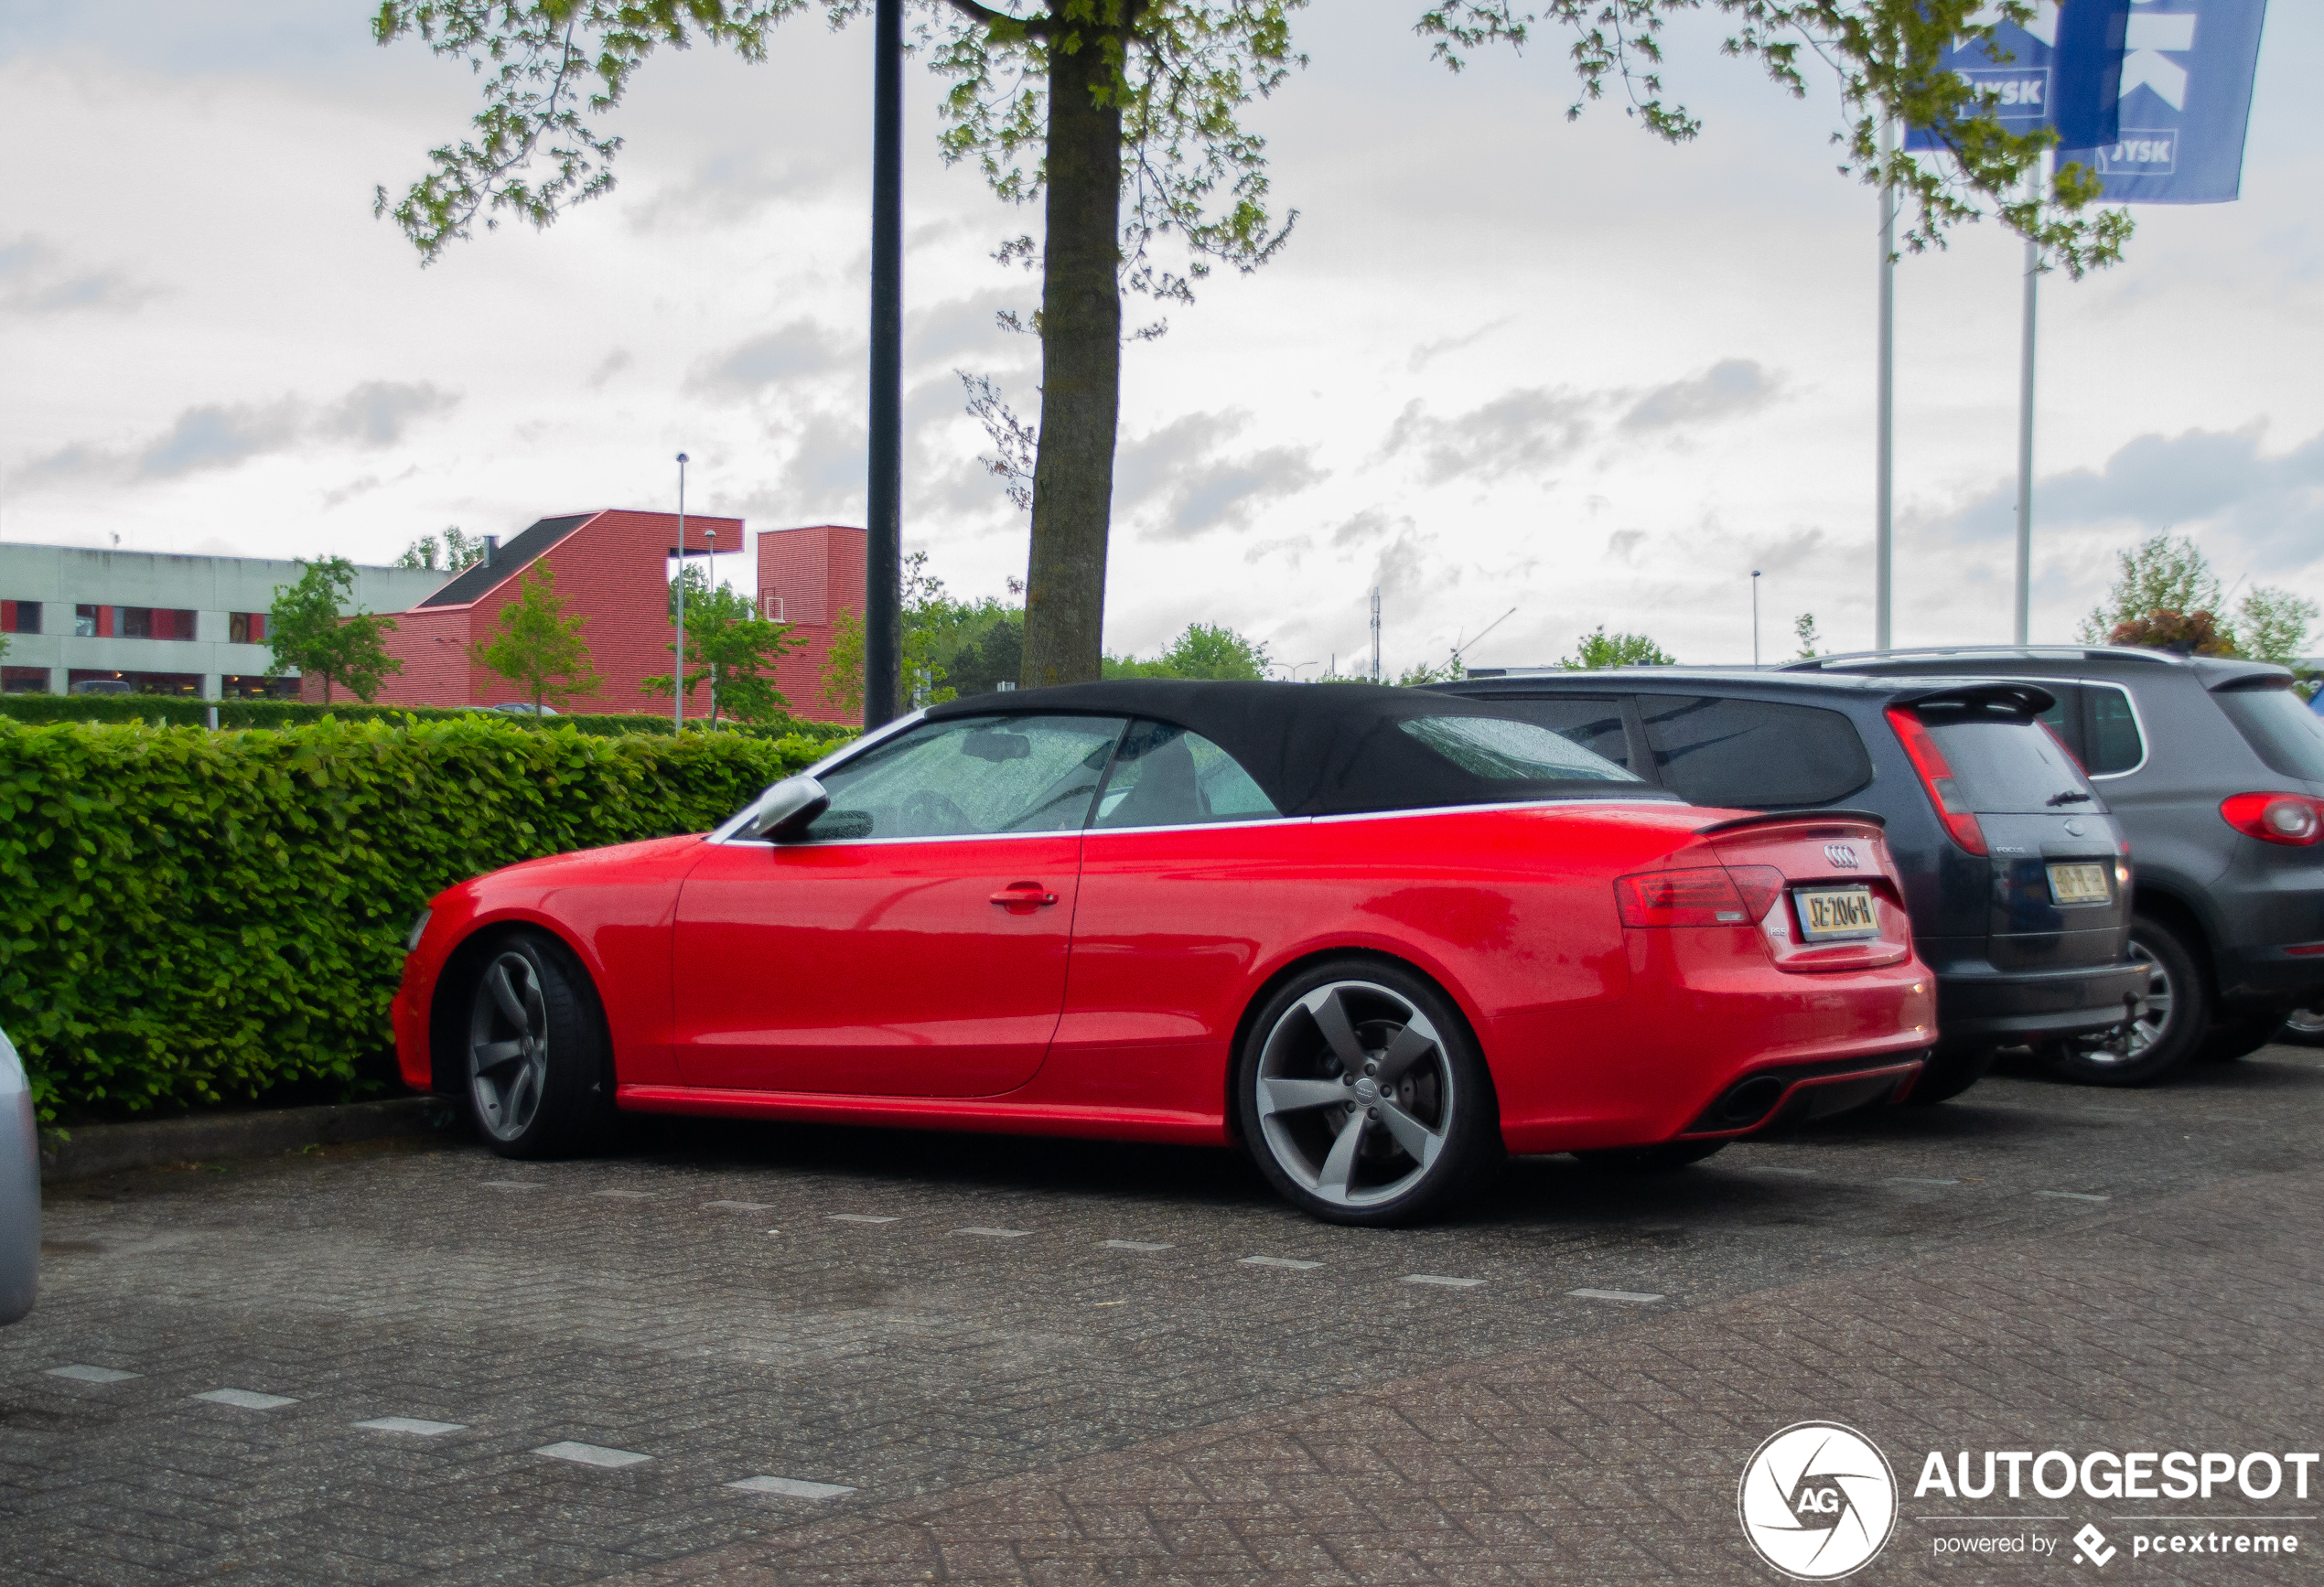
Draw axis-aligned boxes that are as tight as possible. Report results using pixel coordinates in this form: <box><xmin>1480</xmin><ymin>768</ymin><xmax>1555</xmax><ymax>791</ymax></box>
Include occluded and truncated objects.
<box><xmin>5</xmin><ymin>1049</ymin><xmax>2320</xmax><ymax>1585</ymax></box>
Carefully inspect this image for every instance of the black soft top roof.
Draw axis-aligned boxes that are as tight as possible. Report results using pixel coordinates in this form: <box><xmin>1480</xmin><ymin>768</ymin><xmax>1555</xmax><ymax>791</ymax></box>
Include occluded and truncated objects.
<box><xmin>921</xmin><ymin>679</ymin><xmax>1679</xmax><ymax>818</ymax></box>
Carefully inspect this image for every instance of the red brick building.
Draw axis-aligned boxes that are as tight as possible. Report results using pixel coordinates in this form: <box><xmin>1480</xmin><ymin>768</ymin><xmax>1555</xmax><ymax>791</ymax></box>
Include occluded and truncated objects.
<box><xmin>755</xmin><ymin>523</ymin><xmax>865</xmax><ymax>725</ymax></box>
<box><xmin>326</xmin><ymin>510</ymin><xmax>866</xmax><ymax>725</ymax></box>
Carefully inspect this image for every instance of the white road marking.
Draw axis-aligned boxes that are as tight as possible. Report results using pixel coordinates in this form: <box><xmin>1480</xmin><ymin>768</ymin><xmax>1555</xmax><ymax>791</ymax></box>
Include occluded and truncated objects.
<box><xmin>953</xmin><ymin>1227</ymin><xmax>1031</xmax><ymax>1239</ymax></box>
<box><xmin>702</xmin><ymin>1200</ymin><xmax>776</xmax><ymax>1212</ymax></box>
<box><xmin>534</xmin><ymin>1441</ymin><xmax>651</xmax><ymax>1469</ymax></box>
<box><xmin>726</xmin><ymin>1475</ymin><xmax>855</xmax><ymax>1499</ymax></box>
<box><xmin>1738</xmin><ymin>1165</ymin><xmax>1816</xmax><ymax>1176</ymax></box>
<box><xmin>2035</xmin><ymin>1190</ymin><xmax>2111</xmax><ymax>1202</ymax></box>
<box><xmin>46</xmin><ymin>1366</ymin><xmax>140</xmax><ymax>1384</ymax></box>
<box><xmin>355</xmin><ymin>1417</ymin><xmax>466</xmax><ymax>1436</ymax></box>
<box><xmin>481</xmin><ymin>1181</ymin><xmax>545</xmax><ymax>1191</ymax></box>
<box><xmin>1101</xmin><ymin>1240</ymin><xmax>1174</xmax><ymax>1251</ymax></box>
<box><xmin>827</xmin><ymin>1214</ymin><xmax>899</xmax><ymax>1225</ymax></box>
<box><xmin>1568</xmin><ymin>1288</ymin><xmax>1663</xmax><ymax>1304</ymax></box>
<box><xmin>1888</xmin><ymin>1177</ymin><xmax>1962</xmax><ymax>1186</ymax></box>
<box><xmin>1402</xmin><ymin>1274</ymin><xmax>1485</xmax><ymax>1288</ymax></box>
<box><xmin>195</xmin><ymin>1389</ymin><xmax>299</xmax><ymax>1410</ymax></box>
<box><xmin>593</xmin><ymin>1189</ymin><xmax>654</xmax><ymax>1200</ymax></box>
<box><xmin>1240</xmin><ymin>1256</ymin><xmax>1323</xmax><ymax>1271</ymax></box>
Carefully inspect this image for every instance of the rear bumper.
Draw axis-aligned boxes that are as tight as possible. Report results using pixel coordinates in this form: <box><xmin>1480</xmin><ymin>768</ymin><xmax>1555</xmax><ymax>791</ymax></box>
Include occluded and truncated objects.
<box><xmin>1937</xmin><ymin>960</ymin><xmax>2147</xmax><ymax>1043</ymax></box>
<box><xmin>1676</xmin><ymin>1054</ymin><xmax>1927</xmax><ymax>1139</ymax></box>
<box><xmin>2212</xmin><ymin>943</ymin><xmax>2324</xmax><ymax>1015</ymax></box>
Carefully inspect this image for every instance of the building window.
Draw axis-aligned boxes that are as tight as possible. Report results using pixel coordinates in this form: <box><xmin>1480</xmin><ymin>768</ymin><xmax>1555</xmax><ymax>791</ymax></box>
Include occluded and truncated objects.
<box><xmin>2</xmin><ymin>667</ymin><xmax>49</xmax><ymax>694</ymax></box>
<box><xmin>229</xmin><ymin>611</ymin><xmax>268</xmax><ymax>645</ymax></box>
<box><xmin>100</xmin><ymin>606</ymin><xmax>200</xmax><ymax>641</ymax></box>
<box><xmin>75</xmin><ymin>604</ymin><xmax>102</xmax><ymax>638</ymax></box>
<box><xmin>67</xmin><ymin>669</ymin><xmax>202</xmax><ymax>697</ymax></box>
<box><xmin>1</xmin><ymin>600</ymin><xmax>40</xmax><ymax>636</ymax></box>
<box><xmin>221</xmin><ymin>674</ymin><xmax>300</xmax><ymax>700</ymax></box>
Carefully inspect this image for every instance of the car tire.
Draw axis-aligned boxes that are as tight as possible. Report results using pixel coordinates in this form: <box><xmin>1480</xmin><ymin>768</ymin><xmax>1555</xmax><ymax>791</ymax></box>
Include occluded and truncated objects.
<box><xmin>2200</xmin><ymin>1013</ymin><xmax>2283</xmax><ymax>1064</ymax></box>
<box><xmin>1902</xmin><ymin>1042</ymin><xmax>1996</xmax><ymax>1106</ymax></box>
<box><xmin>2277</xmin><ymin>1007</ymin><xmax>2324</xmax><ymax>1049</ymax></box>
<box><xmin>1235</xmin><ymin>960</ymin><xmax>1502</xmax><ymax>1227</ymax></box>
<box><xmin>463</xmin><ymin>931</ymin><xmax>617</xmax><ymax>1159</ymax></box>
<box><xmin>1574</xmin><ymin>1140</ymin><xmax>1728</xmax><ymax>1173</ymax></box>
<box><xmin>2039</xmin><ymin>917</ymin><xmax>2209</xmax><ymax>1088</ymax></box>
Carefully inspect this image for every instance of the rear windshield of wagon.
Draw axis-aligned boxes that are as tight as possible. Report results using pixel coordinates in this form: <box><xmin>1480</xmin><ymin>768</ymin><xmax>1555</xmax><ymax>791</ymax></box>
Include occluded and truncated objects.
<box><xmin>1917</xmin><ymin>702</ymin><xmax>2099</xmax><ymax>814</ymax></box>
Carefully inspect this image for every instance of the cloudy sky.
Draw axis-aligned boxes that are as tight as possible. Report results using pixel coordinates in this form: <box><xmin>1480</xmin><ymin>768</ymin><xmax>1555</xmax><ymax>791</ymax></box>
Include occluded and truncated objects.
<box><xmin>2</xmin><ymin>2</ymin><xmax>2318</xmax><ymax>675</ymax></box>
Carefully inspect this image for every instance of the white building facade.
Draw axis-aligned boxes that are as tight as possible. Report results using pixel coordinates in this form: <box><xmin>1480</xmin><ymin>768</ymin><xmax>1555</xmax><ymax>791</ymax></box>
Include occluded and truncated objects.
<box><xmin>0</xmin><ymin>543</ymin><xmax>450</xmax><ymax>699</ymax></box>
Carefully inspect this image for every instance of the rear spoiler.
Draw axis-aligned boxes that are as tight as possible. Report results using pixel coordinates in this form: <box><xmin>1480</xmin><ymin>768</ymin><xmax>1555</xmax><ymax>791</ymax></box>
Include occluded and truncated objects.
<box><xmin>1694</xmin><ymin>808</ymin><xmax>1888</xmax><ymax>836</ymax></box>
<box><xmin>1889</xmin><ymin>681</ymin><xmax>2056</xmax><ymax>715</ymax></box>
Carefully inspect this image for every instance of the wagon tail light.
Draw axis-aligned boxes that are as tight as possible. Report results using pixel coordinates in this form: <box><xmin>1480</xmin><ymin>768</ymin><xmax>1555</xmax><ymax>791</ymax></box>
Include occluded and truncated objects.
<box><xmin>2221</xmin><ymin>792</ymin><xmax>2324</xmax><ymax>846</ymax></box>
<box><xmin>1886</xmin><ymin>705</ymin><xmax>1987</xmax><ymax>857</ymax></box>
<box><xmin>1615</xmin><ymin>865</ymin><xmax>1783</xmax><ymax>928</ymax></box>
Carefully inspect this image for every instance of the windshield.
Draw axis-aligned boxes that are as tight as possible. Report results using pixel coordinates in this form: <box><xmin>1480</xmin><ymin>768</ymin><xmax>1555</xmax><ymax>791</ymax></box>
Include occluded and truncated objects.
<box><xmin>2216</xmin><ymin>684</ymin><xmax>2324</xmax><ymax>784</ymax></box>
<box><xmin>1917</xmin><ymin>705</ymin><xmax>2100</xmax><ymax>814</ymax></box>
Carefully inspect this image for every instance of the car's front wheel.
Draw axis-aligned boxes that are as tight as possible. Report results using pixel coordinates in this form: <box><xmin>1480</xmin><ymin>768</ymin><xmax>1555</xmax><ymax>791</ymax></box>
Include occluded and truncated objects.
<box><xmin>1235</xmin><ymin>961</ymin><xmax>1501</xmax><ymax>1226</ymax></box>
<box><xmin>464</xmin><ymin>932</ymin><xmax>616</xmax><ymax>1158</ymax></box>
<box><xmin>2039</xmin><ymin>917</ymin><xmax>2208</xmax><ymax>1087</ymax></box>
<box><xmin>2279</xmin><ymin>1007</ymin><xmax>2324</xmax><ymax>1049</ymax></box>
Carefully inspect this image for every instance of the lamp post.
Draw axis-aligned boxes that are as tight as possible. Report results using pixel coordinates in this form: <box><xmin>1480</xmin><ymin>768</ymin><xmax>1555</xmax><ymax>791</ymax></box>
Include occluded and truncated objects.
<box><xmin>863</xmin><ymin>0</ymin><xmax>904</xmax><ymax>729</ymax></box>
<box><xmin>1751</xmin><ymin>569</ymin><xmax>1762</xmax><ymax>668</ymax></box>
<box><xmin>704</xmin><ymin>523</ymin><xmax>718</xmax><ymax>729</ymax></box>
<box><xmin>674</xmin><ymin>451</ymin><xmax>688</xmax><ymax>732</ymax></box>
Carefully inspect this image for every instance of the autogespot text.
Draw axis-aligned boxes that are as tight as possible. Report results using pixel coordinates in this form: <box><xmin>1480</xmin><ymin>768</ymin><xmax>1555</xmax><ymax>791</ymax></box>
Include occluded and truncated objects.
<box><xmin>1915</xmin><ymin>1449</ymin><xmax>2319</xmax><ymax>1500</ymax></box>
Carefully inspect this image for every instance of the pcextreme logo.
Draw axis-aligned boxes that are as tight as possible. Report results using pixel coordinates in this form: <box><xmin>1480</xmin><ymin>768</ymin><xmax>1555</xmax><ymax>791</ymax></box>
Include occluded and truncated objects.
<box><xmin>1739</xmin><ymin>1421</ymin><xmax>1899</xmax><ymax>1580</ymax></box>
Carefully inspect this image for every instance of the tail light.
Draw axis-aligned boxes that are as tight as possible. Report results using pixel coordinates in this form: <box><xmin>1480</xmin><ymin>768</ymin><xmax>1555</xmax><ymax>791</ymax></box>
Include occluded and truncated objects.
<box><xmin>1725</xmin><ymin>864</ymin><xmax>1784</xmax><ymax>917</ymax></box>
<box><xmin>2221</xmin><ymin>792</ymin><xmax>2324</xmax><ymax>846</ymax></box>
<box><xmin>1616</xmin><ymin>867</ymin><xmax>1754</xmax><ymax>927</ymax></box>
<box><xmin>1886</xmin><ymin>706</ymin><xmax>1987</xmax><ymax>856</ymax></box>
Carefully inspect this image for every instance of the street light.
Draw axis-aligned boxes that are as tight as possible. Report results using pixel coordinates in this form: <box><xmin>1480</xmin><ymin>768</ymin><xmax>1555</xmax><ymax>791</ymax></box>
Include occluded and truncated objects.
<box><xmin>863</xmin><ymin>0</ymin><xmax>903</xmax><ymax>730</ymax></box>
<box><xmin>1750</xmin><ymin>569</ymin><xmax>1762</xmax><ymax>668</ymax></box>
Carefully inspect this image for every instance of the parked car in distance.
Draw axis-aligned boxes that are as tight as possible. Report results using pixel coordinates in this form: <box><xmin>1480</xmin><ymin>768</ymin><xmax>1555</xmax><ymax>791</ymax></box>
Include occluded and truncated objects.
<box><xmin>1436</xmin><ymin>669</ymin><xmax>2141</xmax><ymax>1101</ymax></box>
<box><xmin>395</xmin><ymin>681</ymin><xmax>1937</xmax><ymax>1224</ymax></box>
<box><xmin>68</xmin><ymin>679</ymin><xmax>134</xmax><ymax>696</ymax></box>
<box><xmin>490</xmin><ymin>702</ymin><xmax>559</xmax><ymax>717</ymax></box>
<box><xmin>2</xmin><ymin>1026</ymin><xmax>37</xmax><ymax>1325</ymax></box>
<box><xmin>1787</xmin><ymin>647</ymin><xmax>2324</xmax><ymax>1082</ymax></box>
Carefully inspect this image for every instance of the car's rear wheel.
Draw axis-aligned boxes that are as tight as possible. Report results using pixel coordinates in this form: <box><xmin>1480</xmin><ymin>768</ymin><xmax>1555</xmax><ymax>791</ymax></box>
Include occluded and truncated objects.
<box><xmin>1902</xmin><ymin>1041</ymin><xmax>1996</xmax><ymax>1106</ymax></box>
<box><xmin>1235</xmin><ymin>961</ymin><xmax>1501</xmax><ymax>1226</ymax></box>
<box><xmin>2278</xmin><ymin>1006</ymin><xmax>2324</xmax><ymax>1048</ymax></box>
<box><xmin>2039</xmin><ymin>917</ymin><xmax>2208</xmax><ymax>1087</ymax></box>
<box><xmin>1575</xmin><ymin>1140</ymin><xmax>1728</xmax><ymax>1173</ymax></box>
<box><xmin>465</xmin><ymin>932</ymin><xmax>616</xmax><ymax>1158</ymax></box>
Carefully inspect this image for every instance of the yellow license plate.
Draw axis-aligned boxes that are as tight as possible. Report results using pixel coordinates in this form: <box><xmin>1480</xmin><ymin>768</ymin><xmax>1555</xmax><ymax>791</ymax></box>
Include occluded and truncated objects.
<box><xmin>2048</xmin><ymin>861</ymin><xmax>2111</xmax><ymax>906</ymax></box>
<box><xmin>1795</xmin><ymin>886</ymin><xmax>1880</xmax><ymax>941</ymax></box>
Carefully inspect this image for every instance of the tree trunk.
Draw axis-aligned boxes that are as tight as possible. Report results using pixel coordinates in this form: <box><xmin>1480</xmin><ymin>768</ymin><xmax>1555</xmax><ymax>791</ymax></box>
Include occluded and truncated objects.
<box><xmin>1019</xmin><ymin>27</ymin><xmax>1123</xmax><ymax>689</ymax></box>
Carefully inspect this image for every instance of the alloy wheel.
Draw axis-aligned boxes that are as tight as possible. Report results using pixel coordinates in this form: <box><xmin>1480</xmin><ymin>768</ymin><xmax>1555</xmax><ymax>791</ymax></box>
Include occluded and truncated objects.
<box><xmin>468</xmin><ymin>950</ymin><xmax>550</xmax><ymax>1142</ymax></box>
<box><xmin>1253</xmin><ymin>981</ymin><xmax>1454</xmax><ymax>1208</ymax></box>
<box><xmin>2286</xmin><ymin>1007</ymin><xmax>2324</xmax><ymax>1037</ymax></box>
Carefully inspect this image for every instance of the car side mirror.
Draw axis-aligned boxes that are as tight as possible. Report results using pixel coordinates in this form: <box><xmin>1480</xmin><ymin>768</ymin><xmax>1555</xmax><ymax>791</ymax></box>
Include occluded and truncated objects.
<box><xmin>742</xmin><ymin>775</ymin><xmax>830</xmax><ymax>842</ymax></box>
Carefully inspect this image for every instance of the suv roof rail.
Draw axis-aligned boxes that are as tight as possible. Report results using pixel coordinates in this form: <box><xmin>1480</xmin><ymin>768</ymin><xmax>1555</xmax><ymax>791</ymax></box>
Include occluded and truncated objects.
<box><xmin>1781</xmin><ymin>645</ymin><xmax>2188</xmax><ymax>671</ymax></box>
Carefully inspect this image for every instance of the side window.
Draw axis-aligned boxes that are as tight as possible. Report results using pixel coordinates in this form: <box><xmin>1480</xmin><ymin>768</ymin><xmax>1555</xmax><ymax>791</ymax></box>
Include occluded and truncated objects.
<box><xmin>1093</xmin><ymin>719</ymin><xmax>1281</xmax><ymax>829</ymax></box>
<box><xmin>1483</xmin><ymin>694</ymin><xmax>1631</xmax><ymax>769</ymax></box>
<box><xmin>2036</xmin><ymin>688</ymin><xmax>2082</xmax><ymax>763</ymax></box>
<box><xmin>2084</xmin><ymin>685</ymin><xmax>2145</xmax><ymax>775</ymax></box>
<box><xmin>1638</xmin><ymin>694</ymin><xmax>1874</xmax><ymax>808</ymax></box>
<box><xmin>806</xmin><ymin>714</ymin><xmax>1126</xmax><ymax>841</ymax></box>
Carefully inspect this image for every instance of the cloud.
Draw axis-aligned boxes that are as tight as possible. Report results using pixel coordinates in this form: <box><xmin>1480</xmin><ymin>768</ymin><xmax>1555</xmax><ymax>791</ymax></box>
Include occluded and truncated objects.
<box><xmin>1915</xmin><ymin>423</ymin><xmax>2324</xmax><ymax>574</ymax></box>
<box><xmin>625</xmin><ymin>151</ymin><xmax>835</xmax><ymax>231</ymax></box>
<box><xmin>1619</xmin><ymin>359</ymin><xmax>1780</xmax><ymax>433</ymax></box>
<box><xmin>11</xmin><ymin>380</ymin><xmax>461</xmax><ymax>489</ymax></box>
<box><xmin>1608</xmin><ymin>528</ymin><xmax>1647</xmax><ymax>563</ymax></box>
<box><xmin>1331</xmin><ymin>508</ymin><xmax>1405</xmax><ymax>547</ymax></box>
<box><xmin>321</xmin><ymin>381</ymin><xmax>459</xmax><ymax>447</ymax></box>
<box><xmin>0</xmin><ymin>234</ymin><xmax>160</xmax><ymax>316</ymax></box>
<box><xmin>691</xmin><ymin>320</ymin><xmax>852</xmax><ymax>392</ymax></box>
<box><xmin>1384</xmin><ymin>388</ymin><xmax>1603</xmax><ymax>485</ymax></box>
<box><xmin>1408</xmin><ymin>317</ymin><xmax>1513</xmax><ymax>373</ymax></box>
<box><xmin>779</xmin><ymin>411</ymin><xmax>867</xmax><ymax>512</ymax></box>
<box><xmin>908</xmin><ymin>290</ymin><xmax>1033</xmax><ymax>366</ymax></box>
<box><xmin>1114</xmin><ymin>412</ymin><xmax>1327</xmax><ymax>540</ymax></box>
<box><xmin>587</xmin><ymin>349</ymin><xmax>633</xmax><ymax>388</ymax></box>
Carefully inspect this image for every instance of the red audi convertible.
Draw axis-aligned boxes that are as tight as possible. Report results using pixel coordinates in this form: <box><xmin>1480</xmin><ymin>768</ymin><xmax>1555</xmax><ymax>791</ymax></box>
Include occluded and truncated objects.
<box><xmin>394</xmin><ymin>681</ymin><xmax>1933</xmax><ymax>1223</ymax></box>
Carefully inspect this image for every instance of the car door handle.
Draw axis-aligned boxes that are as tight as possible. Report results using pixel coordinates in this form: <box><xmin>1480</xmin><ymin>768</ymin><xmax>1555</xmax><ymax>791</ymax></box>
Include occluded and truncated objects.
<box><xmin>989</xmin><ymin>883</ymin><xmax>1060</xmax><ymax>912</ymax></box>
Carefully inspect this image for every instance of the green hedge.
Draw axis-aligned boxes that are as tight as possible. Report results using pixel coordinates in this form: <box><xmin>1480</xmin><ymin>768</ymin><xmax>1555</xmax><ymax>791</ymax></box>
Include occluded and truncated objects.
<box><xmin>0</xmin><ymin>715</ymin><xmax>845</xmax><ymax>1122</ymax></box>
<box><xmin>0</xmin><ymin>692</ymin><xmax>860</xmax><ymax>741</ymax></box>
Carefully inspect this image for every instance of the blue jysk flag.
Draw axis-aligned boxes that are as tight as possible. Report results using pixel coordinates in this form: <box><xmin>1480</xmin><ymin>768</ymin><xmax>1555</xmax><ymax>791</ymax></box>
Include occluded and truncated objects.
<box><xmin>1906</xmin><ymin>1</ymin><xmax>2131</xmax><ymax>154</ymax></box>
<box><xmin>2053</xmin><ymin>0</ymin><xmax>2270</xmax><ymax>204</ymax></box>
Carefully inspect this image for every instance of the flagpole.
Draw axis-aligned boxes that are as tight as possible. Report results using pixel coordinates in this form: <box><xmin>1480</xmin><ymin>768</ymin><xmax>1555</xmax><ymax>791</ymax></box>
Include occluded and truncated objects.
<box><xmin>1875</xmin><ymin>115</ymin><xmax>1898</xmax><ymax>653</ymax></box>
<box><xmin>2012</xmin><ymin>156</ymin><xmax>2042</xmax><ymax>646</ymax></box>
